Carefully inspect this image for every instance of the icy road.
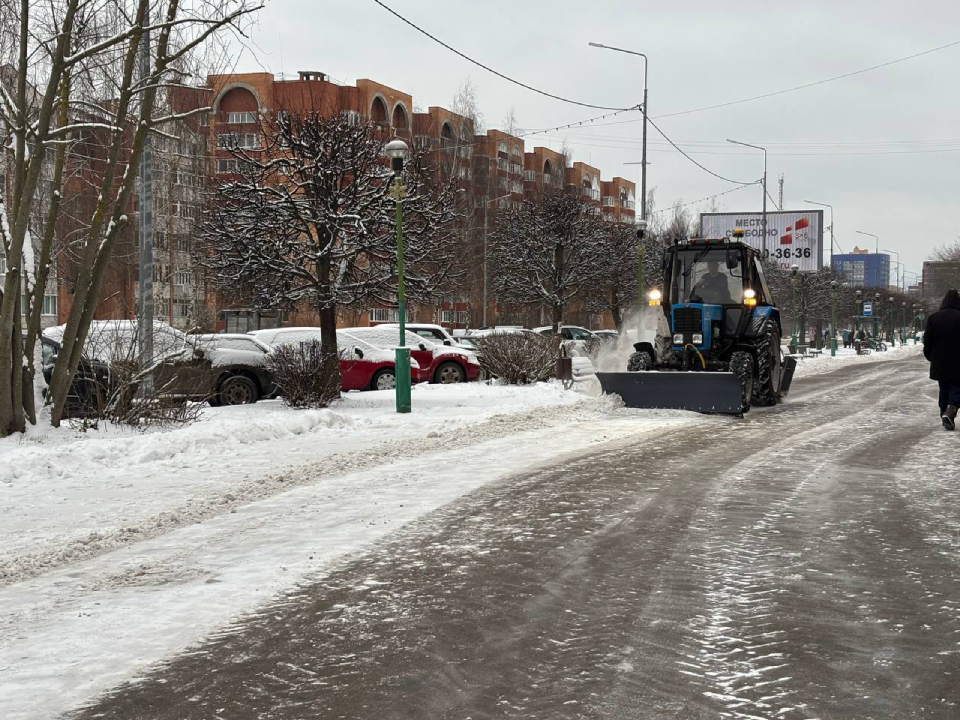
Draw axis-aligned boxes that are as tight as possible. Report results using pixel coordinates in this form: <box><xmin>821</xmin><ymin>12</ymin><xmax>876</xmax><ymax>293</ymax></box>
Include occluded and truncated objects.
<box><xmin>18</xmin><ymin>351</ymin><xmax>960</xmax><ymax>718</ymax></box>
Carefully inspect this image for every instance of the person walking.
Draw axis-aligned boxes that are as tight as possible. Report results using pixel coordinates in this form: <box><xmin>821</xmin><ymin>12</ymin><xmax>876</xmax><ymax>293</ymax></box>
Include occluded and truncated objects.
<box><xmin>923</xmin><ymin>289</ymin><xmax>960</xmax><ymax>430</ymax></box>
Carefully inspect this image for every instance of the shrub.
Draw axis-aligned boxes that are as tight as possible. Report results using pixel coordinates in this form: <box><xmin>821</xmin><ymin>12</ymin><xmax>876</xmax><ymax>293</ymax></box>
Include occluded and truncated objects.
<box><xmin>266</xmin><ymin>340</ymin><xmax>341</xmax><ymax>408</ymax></box>
<box><xmin>471</xmin><ymin>332</ymin><xmax>564</xmax><ymax>385</ymax></box>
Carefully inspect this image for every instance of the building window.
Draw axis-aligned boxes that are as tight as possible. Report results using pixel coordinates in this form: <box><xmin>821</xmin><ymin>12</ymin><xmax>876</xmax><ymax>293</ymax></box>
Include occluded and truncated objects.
<box><xmin>227</xmin><ymin>111</ymin><xmax>257</xmax><ymax>124</ymax></box>
<box><xmin>173</xmin><ymin>299</ymin><xmax>191</xmax><ymax>317</ymax></box>
<box><xmin>174</xmin><ymin>271</ymin><xmax>191</xmax><ymax>287</ymax></box>
<box><xmin>177</xmin><ymin>236</ymin><xmax>192</xmax><ymax>252</ymax></box>
<box><xmin>174</xmin><ymin>202</ymin><xmax>199</xmax><ymax>219</ymax></box>
<box><xmin>369</xmin><ymin>307</ymin><xmax>412</xmax><ymax>323</ymax></box>
<box><xmin>217</xmin><ymin>133</ymin><xmax>260</xmax><ymax>149</ymax></box>
<box><xmin>602</xmin><ymin>196</ymin><xmax>615</xmax><ymax>207</ymax></box>
<box><xmin>42</xmin><ymin>293</ymin><xmax>57</xmax><ymax>316</ymax></box>
<box><xmin>216</xmin><ymin>158</ymin><xmax>238</xmax><ymax>174</ymax></box>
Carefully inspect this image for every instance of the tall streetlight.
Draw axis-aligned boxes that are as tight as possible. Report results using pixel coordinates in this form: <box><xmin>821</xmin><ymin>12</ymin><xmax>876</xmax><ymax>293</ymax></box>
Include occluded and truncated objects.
<box><xmin>481</xmin><ymin>192</ymin><xmax>514</xmax><ymax>326</ymax></box>
<box><xmin>855</xmin><ymin>230</ymin><xmax>882</xmax><ymax>287</ymax></box>
<box><xmin>805</xmin><ymin>200</ymin><xmax>833</xmax><ymax>267</ymax></box>
<box><xmin>882</xmin><ymin>248</ymin><xmax>901</xmax><ymax>290</ymax></box>
<box><xmin>887</xmin><ymin>296</ymin><xmax>894</xmax><ymax>345</ymax></box>
<box><xmin>589</xmin><ymin>42</ymin><xmax>648</xmax><ymax>223</ymax></box>
<box><xmin>636</xmin><ymin>218</ymin><xmax>649</xmax><ymax>327</ymax></box>
<box><xmin>901</xmin><ymin>301</ymin><xmax>907</xmax><ymax>345</ymax></box>
<box><xmin>728</xmin><ymin>139</ymin><xmax>768</xmax><ymax>258</ymax></box>
<box><xmin>855</xmin><ymin>289</ymin><xmax>863</xmax><ymax>339</ymax></box>
<box><xmin>385</xmin><ymin>139</ymin><xmax>411</xmax><ymax>414</ymax></box>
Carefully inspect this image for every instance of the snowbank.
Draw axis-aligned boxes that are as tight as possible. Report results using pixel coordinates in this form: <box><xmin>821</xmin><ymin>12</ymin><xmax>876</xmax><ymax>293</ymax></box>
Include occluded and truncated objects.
<box><xmin>792</xmin><ymin>341</ymin><xmax>923</xmax><ymax>377</ymax></box>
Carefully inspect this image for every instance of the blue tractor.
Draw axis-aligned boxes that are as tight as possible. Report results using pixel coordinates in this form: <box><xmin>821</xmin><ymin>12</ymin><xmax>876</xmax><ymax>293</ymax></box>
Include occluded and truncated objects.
<box><xmin>597</xmin><ymin>233</ymin><xmax>797</xmax><ymax>415</ymax></box>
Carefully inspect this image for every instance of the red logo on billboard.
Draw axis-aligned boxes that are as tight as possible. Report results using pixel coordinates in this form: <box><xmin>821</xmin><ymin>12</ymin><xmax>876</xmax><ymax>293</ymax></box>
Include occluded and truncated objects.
<box><xmin>781</xmin><ymin>225</ymin><xmax>793</xmax><ymax>245</ymax></box>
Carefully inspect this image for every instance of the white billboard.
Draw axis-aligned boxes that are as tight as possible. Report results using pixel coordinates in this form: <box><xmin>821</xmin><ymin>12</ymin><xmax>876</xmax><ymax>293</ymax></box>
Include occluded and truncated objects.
<box><xmin>699</xmin><ymin>210</ymin><xmax>824</xmax><ymax>273</ymax></box>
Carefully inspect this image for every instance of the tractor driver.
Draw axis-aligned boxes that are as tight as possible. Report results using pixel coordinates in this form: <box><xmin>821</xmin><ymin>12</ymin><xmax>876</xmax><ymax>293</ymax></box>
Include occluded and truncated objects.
<box><xmin>691</xmin><ymin>259</ymin><xmax>735</xmax><ymax>304</ymax></box>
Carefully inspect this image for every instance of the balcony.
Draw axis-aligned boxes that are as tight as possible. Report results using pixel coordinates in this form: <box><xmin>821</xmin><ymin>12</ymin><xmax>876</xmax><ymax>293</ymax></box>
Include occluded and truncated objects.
<box><xmin>510</xmin><ymin>162</ymin><xmax>522</xmax><ymax>175</ymax></box>
<box><xmin>622</xmin><ymin>199</ymin><xmax>636</xmax><ymax>210</ymax></box>
<box><xmin>602</xmin><ymin>196</ymin><xmax>616</xmax><ymax>207</ymax></box>
<box><xmin>497</xmin><ymin>157</ymin><xmax>508</xmax><ymax>171</ymax></box>
<box><xmin>523</xmin><ymin>170</ymin><xmax>538</xmax><ymax>182</ymax></box>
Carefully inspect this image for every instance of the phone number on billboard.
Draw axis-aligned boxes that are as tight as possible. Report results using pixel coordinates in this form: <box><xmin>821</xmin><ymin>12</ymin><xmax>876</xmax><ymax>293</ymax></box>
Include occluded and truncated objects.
<box><xmin>754</xmin><ymin>247</ymin><xmax>813</xmax><ymax>260</ymax></box>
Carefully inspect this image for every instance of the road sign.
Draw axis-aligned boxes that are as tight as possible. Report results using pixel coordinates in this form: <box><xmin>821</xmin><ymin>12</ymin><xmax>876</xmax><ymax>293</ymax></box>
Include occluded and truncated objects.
<box><xmin>863</xmin><ymin>302</ymin><xmax>873</xmax><ymax>317</ymax></box>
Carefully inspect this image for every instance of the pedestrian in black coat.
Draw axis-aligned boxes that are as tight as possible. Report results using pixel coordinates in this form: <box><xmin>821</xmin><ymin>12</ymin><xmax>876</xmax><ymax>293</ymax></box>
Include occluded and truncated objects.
<box><xmin>923</xmin><ymin>289</ymin><xmax>960</xmax><ymax>430</ymax></box>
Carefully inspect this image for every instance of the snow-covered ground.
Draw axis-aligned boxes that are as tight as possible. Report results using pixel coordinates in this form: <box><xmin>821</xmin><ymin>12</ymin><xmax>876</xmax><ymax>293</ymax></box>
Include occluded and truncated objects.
<box><xmin>791</xmin><ymin>340</ymin><xmax>923</xmax><ymax>376</ymax></box>
<box><xmin>0</xmin><ymin>381</ymin><xmax>699</xmax><ymax>720</ymax></box>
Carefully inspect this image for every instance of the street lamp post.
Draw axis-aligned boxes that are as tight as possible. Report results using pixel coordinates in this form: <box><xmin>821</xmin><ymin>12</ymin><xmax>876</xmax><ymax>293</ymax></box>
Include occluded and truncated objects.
<box><xmin>791</xmin><ymin>264</ymin><xmax>799</xmax><ymax>349</ymax></box>
<box><xmin>855</xmin><ymin>289</ymin><xmax>863</xmax><ymax>336</ymax></box>
<box><xmin>385</xmin><ymin>139</ymin><xmax>411</xmax><ymax>414</ymax></box>
<box><xmin>901</xmin><ymin>301</ymin><xmax>907</xmax><ymax>345</ymax></box>
<box><xmin>589</xmin><ymin>42</ymin><xmax>648</xmax><ymax>223</ymax></box>
<box><xmin>636</xmin><ymin>218</ymin><xmax>648</xmax><ymax>332</ymax></box>
<box><xmin>882</xmin><ymin>248</ymin><xmax>901</xmax><ymax>290</ymax></box>
<box><xmin>805</xmin><ymin>200</ymin><xmax>834</xmax><ymax>268</ymax></box>
<box><xmin>874</xmin><ymin>292</ymin><xmax>881</xmax><ymax>339</ymax></box>
<box><xmin>887</xmin><ymin>296</ymin><xmax>894</xmax><ymax>345</ymax></box>
<box><xmin>830</xmin><ymin>280</ymin><xmax>838</xmax><ymax>357</ymax></box>
<box><xmin>856</xmin><ymin>230</ymin><xmax>881</xmax><ymax>286</ymax></box>
<box><xmin>729</xmin><ymin>139</ymin><xmax>768</xmax><ymax>258</ymax></box>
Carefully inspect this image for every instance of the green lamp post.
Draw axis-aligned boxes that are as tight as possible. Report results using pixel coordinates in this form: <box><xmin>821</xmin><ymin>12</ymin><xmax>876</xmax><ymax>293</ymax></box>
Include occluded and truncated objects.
<box><xmin>830</xmin><ymin>280</ymin><xmax>838</xmax><ymax>357</ymax></box>
<box><xmin>855</xmin><ymin>289</ymin><xmax>862</xmax><ymax>336</ymax></box>
<box><xmin>385</xmin><ymin>139</ymin><xmax>411</xmax><ymax>414</ymax></box>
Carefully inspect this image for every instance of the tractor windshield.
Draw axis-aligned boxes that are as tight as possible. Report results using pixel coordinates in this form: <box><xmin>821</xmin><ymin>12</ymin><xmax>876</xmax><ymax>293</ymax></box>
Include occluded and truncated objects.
<box><xmin>670</xmin><ymin>248</ymin><xmax>743</xmax><ymax>305</ymax></box>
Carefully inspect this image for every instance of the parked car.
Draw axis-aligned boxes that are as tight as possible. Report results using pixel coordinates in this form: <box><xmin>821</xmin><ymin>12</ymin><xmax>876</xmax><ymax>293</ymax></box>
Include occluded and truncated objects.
<box><xmin>339</xmin><ymin>326</ymin><xmax>481</xmax><ymax>384</ymax></box>
<box><xmin>533</xmin><ymin>325</ymin><xmax>597</xmax><ymax>356</ymax></box>
<box><xmin>195</xmin><ymin>333</ymin><xmax>274</xmax><ymax>355</ymax></box>
<box><xmin>593</xmin><ymin>329</ymin><xmax>619</xmax><ymax>343</ymax></box>
<box><xmin>247</xmin><ymin>326</ymin><xmax>420</xmax><ymax>391</ymax></box>
<box><xmin>39</xmin><ymin>335</ymin><xmax>111</xmax><ymax>417</ymax></box>
<box><xmin>43</xmin><ymin>321</ymin><xmax>275</xmax><ymax>406</ymax></box>
<box><xmin>379</xmin><ymin>323</ymin><xmax>460</xmax><ymax>346</ymax></box>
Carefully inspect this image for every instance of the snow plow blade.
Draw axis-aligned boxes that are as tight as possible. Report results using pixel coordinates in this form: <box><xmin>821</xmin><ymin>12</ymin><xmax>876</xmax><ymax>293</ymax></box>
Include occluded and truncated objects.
<box><xmin>596</xmin><ymin>371</ymin><xmax>744</xmax><ymax>415</ymax></box>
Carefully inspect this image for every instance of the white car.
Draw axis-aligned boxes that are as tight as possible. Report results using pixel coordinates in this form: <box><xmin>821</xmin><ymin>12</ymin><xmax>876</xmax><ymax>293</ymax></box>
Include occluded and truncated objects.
<box><xmin>339</xmin><ymin>326</ymin><xmax>482</xmax><ymax>384</ymax></box>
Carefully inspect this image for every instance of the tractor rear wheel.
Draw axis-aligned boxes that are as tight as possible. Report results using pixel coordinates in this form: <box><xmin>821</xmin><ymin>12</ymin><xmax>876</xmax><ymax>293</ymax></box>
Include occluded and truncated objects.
<box><xmin>752</xmin><ymin>329</ymin><xmax>782</xmax><ymax>406</ymax></box>
<box><xmin>627</xmin><ymin>350</ymin><xmax>652</xmax><ymax>371</ymax></box>
<box><xmin>730</xmin><ymin>350</ymin><xmax>754</xmax><ymax>415</ymax></box>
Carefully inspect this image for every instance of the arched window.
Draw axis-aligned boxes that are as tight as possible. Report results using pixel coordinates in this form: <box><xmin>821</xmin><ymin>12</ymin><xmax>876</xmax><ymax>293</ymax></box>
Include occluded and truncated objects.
<box><xmin>543</xmin><ymin>159</ymin><xmax>553</xmax><ymax>184</ymax></box>
<box><xmin>392</xmin><ymin>103</ymin><xmax>409</xmax><ymax>131</ymax></box>
<box><xmin>498</xmin><ymin>142</ymin><xmax>508</xmax><ymax>155</ymax></box>
<box><xmin>440</xmin><ymin>122</ymin><xmax>454</xmax><ymax>151</ymax></box>
<box><xmin>371</xmin><ymin>96</ymin><xmax>388</xmax><ymax>125</ymax></box>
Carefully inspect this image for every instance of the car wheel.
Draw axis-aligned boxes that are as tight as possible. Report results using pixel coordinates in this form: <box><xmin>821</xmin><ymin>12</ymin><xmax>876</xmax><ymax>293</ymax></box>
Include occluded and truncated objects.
<box><xmin>434</xmin><ymin>361</ymin><xmax>466</xmax><ymax>384</ymax></box>
<box><xmin>372</xmin><ymin>368</ymin><xmax>396</xmax><ymax>391</ymax></box>
<box><xmin>218</xmin><ymin>375</ymin><xmax>259</xmax><ymax>405</ymax></box>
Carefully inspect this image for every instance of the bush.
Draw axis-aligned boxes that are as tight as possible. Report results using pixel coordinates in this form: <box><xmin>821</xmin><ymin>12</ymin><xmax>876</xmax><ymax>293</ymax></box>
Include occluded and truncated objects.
<box><xmin>471</xmin><ymin>332</ymin><xmax>564</xmax><ymax>385</ymax></box>
<box><xmin>266</xmin><ymin>340</ymin><xmax>341</xmax><ymax>408</ymax></box>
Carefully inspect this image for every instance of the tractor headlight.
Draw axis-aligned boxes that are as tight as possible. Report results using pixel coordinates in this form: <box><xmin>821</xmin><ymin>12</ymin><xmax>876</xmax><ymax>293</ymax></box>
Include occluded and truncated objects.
<box><xmin>744</xmin><ymin>288</ymin><xmax>758</xmax><ymax>307</ymax></box>
<box><xmin>692</xmin><ymin>333</ymin><xmax>703</xmax><ymax>345</ymax></box>
<box><xmin>648</xmin><ymin>288</ymin><xmax>662</xmax><ymax>306</ymax></box>
<box><xmin>673</xmin><ymin>333</ymin><xmax>683</xmax><ymax>344</ymax></box>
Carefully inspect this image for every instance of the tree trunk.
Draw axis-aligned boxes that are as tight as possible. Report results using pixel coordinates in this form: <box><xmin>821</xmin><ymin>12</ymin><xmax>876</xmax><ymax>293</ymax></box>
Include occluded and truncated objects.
<box><xmin>611</xmin><ymin>285</ymin><xmax>623</xmax><ymax>333</ymax></box>
<box><xmin>318</xmin><ymin>303</ymin><xmax>341</xmax><ymax>399</ymax></box>
<box><xmin>552</xmin><ymin>302</ymin><xmax>562</xmax><ymax>333</ymax></box>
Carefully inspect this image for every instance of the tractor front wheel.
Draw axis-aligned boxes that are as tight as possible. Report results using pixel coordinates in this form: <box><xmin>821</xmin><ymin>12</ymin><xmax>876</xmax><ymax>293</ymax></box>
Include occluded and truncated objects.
<box><xmin>730</xmin><ymin>350</ymin><xmax>755</xmax><ymax>415</ymax></box>
<box><xmin>752</xmin><ymin>330</ymin><xmax>782</xmax><ymax>406</ymax></box>
<box><xmin>627</xmin><ymin>350</ymin><xmax>653</xmax><ymax>372</ymax></box>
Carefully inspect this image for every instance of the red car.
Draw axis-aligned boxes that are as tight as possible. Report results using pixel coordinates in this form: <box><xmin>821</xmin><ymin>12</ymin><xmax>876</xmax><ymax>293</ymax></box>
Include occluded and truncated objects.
<box><xmin>247</xmin><ymin>327</ymin><xmax>419</xmax><ymax>391</ymax></box>
<box><xmin>339</xmin><ymin>327</ymin><xmax>481</xmax><ymax>384</ymax></box>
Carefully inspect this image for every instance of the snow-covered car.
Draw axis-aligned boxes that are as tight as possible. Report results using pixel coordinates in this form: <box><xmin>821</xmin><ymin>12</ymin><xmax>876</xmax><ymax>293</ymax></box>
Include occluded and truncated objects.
<box><xmin>246</xmin><ymin>326</ymin><xmax>420</xmax><ymax>391</ymax></box>
<box><xmin>533</xmin><ymin>325</ymin><xmax>597</xmax><ymax>356</ymax></box>
<box><xmin>43</xmin><ymin>321</ymin><xmax>275</xmax><ymax>406</ymax></box>
<box><xmin>378</xmin><ymin>323</ymin><xmax>460</xmax><ymax>347</ymax></box>
<box><xmin>593</xmin><ymin>329</ymin><xmax>619</xmax><ymax>343</ymax></box>
<box><xmin>195</xmin><ymin>333</ymin><xmax>273</xmax><ymax>356</ymax></box>
<box><xmin>39</xmin><ymin>335</ymin><xmax>111</xmax><ymax>418</ymax></box>
<box><xmin>339</xmin><ymin>326</ymin><xmax>481</xmax><ymax>384</ymax></box>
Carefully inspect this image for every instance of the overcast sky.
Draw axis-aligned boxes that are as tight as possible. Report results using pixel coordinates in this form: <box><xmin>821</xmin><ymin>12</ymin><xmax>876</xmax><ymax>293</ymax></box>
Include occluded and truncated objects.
<box><xmin>231</xmin><ymin>0</ymin><xmax>960</xmax><ymax>280</ymax></box>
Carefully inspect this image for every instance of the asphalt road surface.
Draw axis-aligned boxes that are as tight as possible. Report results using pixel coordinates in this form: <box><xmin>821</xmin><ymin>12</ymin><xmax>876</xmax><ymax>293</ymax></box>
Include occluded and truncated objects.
<box><xmin>72</xmin><ymin>354</ymin><xmax>960</xmax><ymax>720</ymax></box>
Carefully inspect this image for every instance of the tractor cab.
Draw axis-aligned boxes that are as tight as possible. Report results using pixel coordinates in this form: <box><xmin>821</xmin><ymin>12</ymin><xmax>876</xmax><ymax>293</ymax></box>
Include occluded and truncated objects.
<box><xmin>661</xmin><ymin>238</ymin><xmax>777</xmax><ymax>356</ymax></box>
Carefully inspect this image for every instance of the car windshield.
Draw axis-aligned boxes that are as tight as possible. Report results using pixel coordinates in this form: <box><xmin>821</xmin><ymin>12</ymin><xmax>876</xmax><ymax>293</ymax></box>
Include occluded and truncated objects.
<box><xmin>671</xmin><ymin>248</ymin><xmax>743</xmax><ymax>305</ymax></box>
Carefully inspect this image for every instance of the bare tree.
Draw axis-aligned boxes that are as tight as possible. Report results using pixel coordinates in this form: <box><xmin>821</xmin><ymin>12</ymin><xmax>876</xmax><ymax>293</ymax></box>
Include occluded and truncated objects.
<box><xmin>202</xmin><ymin>110</ymin><xmax>461</xmax><ymax>396</ymax></box>
<box><xmin>586</xmin><ymin>221</ymin><xmax>637</xmax><ymax>332</ymax></box>
<box><xmin>490</xmin><ymin>190</ymin><xmax>609</xmax><ymax>331</ymax></box>
<box><xmin>0</xmin><ymin>0</ymin><xmax>261</xmax><ymax>435</ymax></box>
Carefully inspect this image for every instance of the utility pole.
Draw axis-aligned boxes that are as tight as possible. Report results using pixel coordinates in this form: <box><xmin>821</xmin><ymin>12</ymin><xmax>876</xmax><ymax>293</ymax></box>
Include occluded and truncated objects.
<box><xmin>778</xmin><ymin>173</ymin><xmax>784</xmax><ymax>210</ymax></box>
<box><xmin>727</xmin><ymin>139</ymin><xmax>768</xmax><ymax>258</ymax></box>
<box><xmin>137</xmin><ymin>9</ymin><xmax>154</xmax><ymax>397</ymax></box>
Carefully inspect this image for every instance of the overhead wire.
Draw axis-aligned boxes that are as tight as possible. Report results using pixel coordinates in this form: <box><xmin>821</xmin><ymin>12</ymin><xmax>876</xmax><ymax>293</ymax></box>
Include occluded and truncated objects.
<box><xmin>370</xmin><ymin>0</ymin><xmax>632</xmax><ymax>111</ymax></box>
<box><xmin>650</xmin><ymin>183</ymin><xmax>759</xmax><ymax>215</ymax></box>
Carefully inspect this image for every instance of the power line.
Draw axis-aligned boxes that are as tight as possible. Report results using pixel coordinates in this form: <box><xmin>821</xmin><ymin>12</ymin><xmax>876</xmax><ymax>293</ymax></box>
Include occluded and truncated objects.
<box><xmin>370</xmin><ymin>0</ymin><xmax>632</xmax><ymax>111</ymax></box>
<box><xmin>555</xmin><ymin>38</ymin><xmax>960</xmax><ymax>128</ymax></box>
<box><xmin>651</xmin><ymin>183</ymin><xmax>758</xmax><ymax>215</ymax></box>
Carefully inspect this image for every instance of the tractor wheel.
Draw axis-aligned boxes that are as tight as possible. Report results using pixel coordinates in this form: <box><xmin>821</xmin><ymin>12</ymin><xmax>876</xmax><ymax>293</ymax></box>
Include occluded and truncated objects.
<box><xmin>627</xmin><ymin>350</ymin><xmax>653</xmax><ymax>371</ymax></box>
<box><xmin>752</xmin><ymin>329</ymin><xmax>782</xmax><ymax>406</ymax></box>
<box><xmin>730</xmin><ymin>350</ymin><xmax>755</xmax><ymax>415</ymax></box>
